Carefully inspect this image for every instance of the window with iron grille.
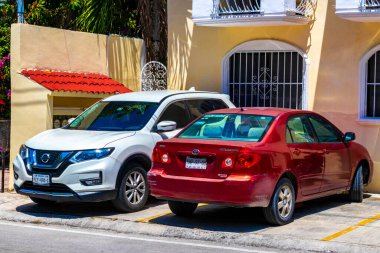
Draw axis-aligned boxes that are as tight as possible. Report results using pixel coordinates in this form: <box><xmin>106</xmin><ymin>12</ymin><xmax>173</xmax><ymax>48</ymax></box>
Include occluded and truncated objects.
<box><xmin>228</xmin><ymin>51</ymin><xmax>304</xmax><ymax>109</ymax></box>
<box><xmin>366</xmin><ymin>50</ymin><xmax>380</xmax><ymax>117</ymax></box>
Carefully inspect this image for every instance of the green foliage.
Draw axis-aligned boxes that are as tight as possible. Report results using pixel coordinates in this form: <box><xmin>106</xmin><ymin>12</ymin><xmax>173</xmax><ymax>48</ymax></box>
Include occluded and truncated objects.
<box><xmin>0</xmin><ymin>1</ymin><xmax>14</xmax><ymax>119</ymax></box>
<box><xmin>77</xmin><ymin>0</ymin><xmax>139</xmax><ymax>37</ymax></box>
<box><xmin>25</xmin><ymin>0</ymin><xmax>83</xmax><ymax>30</ymax></box>
<box><xmin>0</xmin><ymin>0</ymin><xmax>167</xmax><ymax>118</ymax></box>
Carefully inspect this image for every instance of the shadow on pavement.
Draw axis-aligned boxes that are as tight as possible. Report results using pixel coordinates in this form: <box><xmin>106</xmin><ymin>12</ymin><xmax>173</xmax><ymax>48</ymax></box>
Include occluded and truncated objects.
<box><xmin>149</xmin><ymin>206</ymin><xmax>269</xmax><ymax>233</ymax></box>
<box><xmin>147</xmin><ymin>194</ymin><xmax>365</xmax><ymax>233</ymax></box>
<box><xmin>15</xmin><ymin>196</ymin><xmax>166</xmax><ymax>219</ymax></box>
<box><xmin>14</xmin><ymin>193</ymin><xmax>369</xmax><ymax>233</ymax></box>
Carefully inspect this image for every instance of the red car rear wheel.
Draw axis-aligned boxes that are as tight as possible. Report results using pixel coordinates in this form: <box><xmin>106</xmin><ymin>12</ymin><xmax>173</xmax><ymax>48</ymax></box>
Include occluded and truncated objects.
<box><xmin>263</xmin><ymin>178</ymin><xmax>295</xmax><ymax>226</ymax></box>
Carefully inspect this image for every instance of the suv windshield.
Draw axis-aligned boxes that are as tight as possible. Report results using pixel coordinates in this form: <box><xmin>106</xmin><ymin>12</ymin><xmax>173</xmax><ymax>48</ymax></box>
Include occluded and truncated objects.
<box><xmin>178</xmin><ymin>113</ymin><xmax>274</xmax><ymax>142</ymax></box>
<box><xmin>66</xmin><ymin>101</ymin><xmax>159</xmax><ymax>131</ymax></box>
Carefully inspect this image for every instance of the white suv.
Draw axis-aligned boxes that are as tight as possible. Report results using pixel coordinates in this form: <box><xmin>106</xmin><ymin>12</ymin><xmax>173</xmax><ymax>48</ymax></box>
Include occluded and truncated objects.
<box><xmin>13</xmin><ymin>90</ymin><xmax>235</xmax><ymax>212</ymax></box>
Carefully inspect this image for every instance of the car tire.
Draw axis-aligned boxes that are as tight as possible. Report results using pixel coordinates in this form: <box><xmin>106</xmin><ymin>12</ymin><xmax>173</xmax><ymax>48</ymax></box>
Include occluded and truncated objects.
<box><xmin>263</xmin><ymin>178</ymin><xmax>295</xmax><ymax>226</ymax></box>
<box><xmin>168</xmin><ymin>201</ymin><xmax>198</xmax><ymax>217</ymax></box>
<box><xmin>29</xmin><ymin>197</ymin><xmax>56</xmax><ymax>206</ymax></box>
<box><xmin>349</xmin><ymin>166</ymin><xmax>363</xmax><ymax>203</ymax></box>
<box><xmin>112</xmin><ymin>163</ymin><xmax>149</xmax><ymax>212</ymax></box>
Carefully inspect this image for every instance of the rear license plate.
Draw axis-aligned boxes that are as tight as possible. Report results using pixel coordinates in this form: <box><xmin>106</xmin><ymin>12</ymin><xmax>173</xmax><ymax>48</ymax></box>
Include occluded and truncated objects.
<box><xmin>185</xmin><ymin>157</ymin><xmax>207</xmax><ymax>170</ymax></box>
<box><xmin>32</xmin><ymin>174</ymin><xmax>50</xmax><ymax>186</ymax></box>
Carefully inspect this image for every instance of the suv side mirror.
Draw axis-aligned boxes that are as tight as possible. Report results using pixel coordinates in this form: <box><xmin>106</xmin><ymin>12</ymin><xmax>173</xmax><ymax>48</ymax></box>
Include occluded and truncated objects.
<box><xmin>156</xmin><ymin>121</ymin><xmax>177</xmax><ymax>132</ymax></box>
<box><xmin>344</xmin><ymin>132</ymin><xmax>356</xmax><ymax>142</ymax></box>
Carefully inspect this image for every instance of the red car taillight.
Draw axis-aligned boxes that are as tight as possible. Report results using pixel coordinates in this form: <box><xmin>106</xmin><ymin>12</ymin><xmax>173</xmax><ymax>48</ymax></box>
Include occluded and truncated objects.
<box><xmin>235</xmin><ymin>148</ymin><xmax>260</xmax><ymax>169</ymax></box>
<box><xmin>153</xmin><ymin>147</ymin><xmax>171</xmax><ymax>164</ymax></box>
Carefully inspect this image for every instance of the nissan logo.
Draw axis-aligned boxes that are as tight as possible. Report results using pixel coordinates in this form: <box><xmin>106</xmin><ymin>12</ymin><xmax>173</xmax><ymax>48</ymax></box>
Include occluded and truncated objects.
<box><xmin>192</xmin><ymin>149</ymin><xmax>200</xmax><ymax>155</ymax></box>
<box><xmin>41</xmin><ymin>153</ymin><xmax>51</xmax><ymax>163</ymax></box>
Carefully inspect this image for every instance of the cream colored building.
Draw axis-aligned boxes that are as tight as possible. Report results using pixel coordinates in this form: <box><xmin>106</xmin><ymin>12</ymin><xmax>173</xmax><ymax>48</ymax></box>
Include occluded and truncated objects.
<box><xmin>167</xmin><ymin>0</ymin><xmax>380</xmax><ymax>191</ymax></box>
<box><xmin>9</xmin><ymin>24</ymin><xmax>144</xmax><ymax>188</ymax></box>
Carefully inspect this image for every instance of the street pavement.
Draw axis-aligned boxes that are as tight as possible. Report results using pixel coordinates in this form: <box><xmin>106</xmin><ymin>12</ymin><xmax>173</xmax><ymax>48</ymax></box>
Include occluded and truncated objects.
<box><xmin>0</xmin><ymin>221</ymin><xmax>279</xmax><ymax>253</ymax></box>
<box><xmin>0</xmin><ymin>192</ymin><xmax>379</xmax><ymax>252</ymax></box>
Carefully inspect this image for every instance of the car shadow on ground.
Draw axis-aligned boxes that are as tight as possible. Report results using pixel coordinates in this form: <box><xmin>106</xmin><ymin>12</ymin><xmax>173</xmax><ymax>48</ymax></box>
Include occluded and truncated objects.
<box><xmin>15</xmin><ymin>196</ymin><xmax>166</xmax><ymax>220</ymax></box>
<box><xmin>146</xmin><ymin>194</ymin><xmax>371</xmax><ymax>233</ymax></box>
<box><xmin>14</xmin><ymin>194</ymin><xmax>370</xmax><ymax>233</ymax></box>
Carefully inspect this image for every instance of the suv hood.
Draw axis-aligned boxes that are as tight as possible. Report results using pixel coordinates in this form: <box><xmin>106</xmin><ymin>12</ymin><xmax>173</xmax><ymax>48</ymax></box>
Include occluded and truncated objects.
<box><xmin>25</xmin><ymin>129</ymin><xmax>136</xmax><ymax>151</ymax></box>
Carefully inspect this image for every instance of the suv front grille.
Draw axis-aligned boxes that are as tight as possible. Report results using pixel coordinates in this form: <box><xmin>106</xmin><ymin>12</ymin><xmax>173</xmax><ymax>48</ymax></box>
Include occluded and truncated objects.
<box><xmin>20</xmin><ymin>181</ymin><xmax>74</xmax><ymax>194</ymax></box>
<box><xmin>23</xmin><ymin>149</ymin><xmax>73</xmax><ymax>177</ymax></box>
<box><xmin>29</xmin><ymin>149</ymin><xmax>72</xmax><ymax>169</ymax></box>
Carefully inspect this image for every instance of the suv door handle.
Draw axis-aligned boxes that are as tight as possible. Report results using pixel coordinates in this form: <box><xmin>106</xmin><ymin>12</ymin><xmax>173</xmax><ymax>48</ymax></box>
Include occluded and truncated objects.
<box><xmin>293</xmin><ymin>148</ymin><xmax>301</xmax><ymax>156</ymax></box>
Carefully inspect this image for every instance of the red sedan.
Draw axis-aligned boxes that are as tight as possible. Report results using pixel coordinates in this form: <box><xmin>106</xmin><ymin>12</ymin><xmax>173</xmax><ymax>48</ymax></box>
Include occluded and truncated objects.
<box><xmin>148</xmin><ymin>108</ymin><xmax>373</xmax><ymax>225</ymax></box>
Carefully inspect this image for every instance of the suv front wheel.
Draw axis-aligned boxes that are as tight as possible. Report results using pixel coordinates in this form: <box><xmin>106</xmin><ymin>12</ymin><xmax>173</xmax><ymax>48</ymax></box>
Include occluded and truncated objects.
<box><xmin>112</xmin><ymin>163</ymin><xmax>149</xmax><ymax>212</ymax></box>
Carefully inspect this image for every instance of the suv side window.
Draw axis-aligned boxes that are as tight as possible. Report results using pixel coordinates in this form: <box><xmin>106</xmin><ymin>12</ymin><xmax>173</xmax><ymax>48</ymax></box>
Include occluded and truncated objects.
<box><xmin>308</xmin><ymin>115</ymin><xmax>342</xmax><ymax>143</ymax></box>
<box><xmin>158</xmin><ymin>101</ymin><xmax>191</xmax><ymax>129</ymax></box>
<box><xmin>186</xmin><ymin>99</ymin><xmax>228</xmax><ymax>120</ymax></box>
<box><xmin>287</xmin><ymin>116</ymin><xmax>317</xmax><ymax>143</ymax></box>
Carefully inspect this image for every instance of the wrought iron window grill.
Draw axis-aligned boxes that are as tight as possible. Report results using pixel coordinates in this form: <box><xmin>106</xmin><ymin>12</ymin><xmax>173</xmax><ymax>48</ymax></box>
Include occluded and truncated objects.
<box><xmin>365</xmin><ymin>51</ymin><xmax>380</xmax><ymax>118</ymax></box>
<box><xmin>360</xmin><ymin>0</ymin><xmax>380</xmax><ymax>10</ymax></box>
<box><xmin>212</xmin><ymin>0</ymin><xmax>316</xmax><ymax>18</ymax></box>
<box><xmin>141</xmin><ymin>61</ymin><xmax>167</xmax><ymax>91</ymax></box>
<box><xmin>228</xmin><ymin>51</ymin><xmax>304</xmax><ymax>109</ymax></box>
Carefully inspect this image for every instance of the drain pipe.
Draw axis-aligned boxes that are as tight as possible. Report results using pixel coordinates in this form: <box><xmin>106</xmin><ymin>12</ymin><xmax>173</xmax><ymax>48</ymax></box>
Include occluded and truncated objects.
<box><xmin>17</xmin><ymin>0</ymin><xmax>24</xmax><ymax>23</ymax></box>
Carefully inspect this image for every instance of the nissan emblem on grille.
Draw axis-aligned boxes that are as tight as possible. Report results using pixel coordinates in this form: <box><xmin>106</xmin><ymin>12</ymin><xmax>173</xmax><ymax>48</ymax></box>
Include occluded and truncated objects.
<box><xmin>41</xmin><ymin>153</ymin><xmax>51</xmax><ymax>163</ymax></box>
<box><xmin>192</xmin><ymin>149</ymin><xmax>200</xmax><ymax>155</ymax></box>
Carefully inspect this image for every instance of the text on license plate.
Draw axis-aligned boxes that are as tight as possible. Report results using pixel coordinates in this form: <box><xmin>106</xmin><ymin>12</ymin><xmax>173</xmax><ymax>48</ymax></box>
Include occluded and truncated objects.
<box><xmin>185</xmin><ymin>157</ymin><xmax>207</xmax><ymax>170</ymax></box>
<box><xmin>32</xmin><ymin>174</ymin><xmax>50</xmax><ymax>186</ymax></box>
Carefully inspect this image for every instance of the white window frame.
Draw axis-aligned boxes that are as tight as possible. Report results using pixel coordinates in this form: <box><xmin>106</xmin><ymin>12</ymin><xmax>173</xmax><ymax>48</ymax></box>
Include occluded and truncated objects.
<box><xmin>221</xmin><ymin>40</ymin><xmax>310</xmax><ymax>109</ymax></box>
<box><xmin>359</xmin><ymin>45</ymin><xmax>380</xmax><ymax>125</ymax></box>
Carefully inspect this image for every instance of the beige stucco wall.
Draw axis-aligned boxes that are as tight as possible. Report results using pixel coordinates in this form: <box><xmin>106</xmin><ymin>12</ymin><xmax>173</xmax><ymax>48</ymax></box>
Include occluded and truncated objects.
<box><xmin>168</xmin><ymin>0</ymin><xmax>380</xmax><ymax>191</ymax></box>
<box><xmin>9</xmin><ymin>24</ymin><xmax>144</xmax><ymax>189</ymax></box>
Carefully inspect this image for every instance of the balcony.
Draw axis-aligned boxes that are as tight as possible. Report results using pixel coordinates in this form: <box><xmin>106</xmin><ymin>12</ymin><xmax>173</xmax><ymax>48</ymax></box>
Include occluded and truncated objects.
<box><xmin>336</xmin><ymin>0</ymin><xmax>380</xmax><ymax>22</ymax></box>
<box><xmin>192</xmin><ymin>0</ymin><xmax>317</xmax><ymax>27</ymax></box>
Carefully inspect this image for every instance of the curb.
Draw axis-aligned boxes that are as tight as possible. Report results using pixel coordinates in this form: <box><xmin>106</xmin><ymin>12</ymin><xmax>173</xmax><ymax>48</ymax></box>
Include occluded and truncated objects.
<box><xmin>0</xmin><ymin>210</ymin><xmax>378</xmax><ymax>253</ymax></box>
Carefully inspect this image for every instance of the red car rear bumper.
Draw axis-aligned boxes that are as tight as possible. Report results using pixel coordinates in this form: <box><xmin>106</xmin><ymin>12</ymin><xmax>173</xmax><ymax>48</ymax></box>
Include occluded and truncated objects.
<box><xmin>148</xmin><ymin>169</ymin><xmax>272</xmax><ymax>207</ymax></box>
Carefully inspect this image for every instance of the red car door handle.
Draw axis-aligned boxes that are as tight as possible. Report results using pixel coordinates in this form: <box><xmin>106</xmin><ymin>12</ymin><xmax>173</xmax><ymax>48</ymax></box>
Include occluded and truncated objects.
<box><xmin>293</xmin><ymin>149</ymin><xmax>301</xmax><ymax>156</ymax></box>
<box><xmin>323</xmin><ymin>149</ymin><xmax>330</xmax><ymax>154</ymax></box>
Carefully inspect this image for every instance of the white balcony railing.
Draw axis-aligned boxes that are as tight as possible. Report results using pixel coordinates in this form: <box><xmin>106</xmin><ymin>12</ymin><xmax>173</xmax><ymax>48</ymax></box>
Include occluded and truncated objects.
<box><xmin>193</xmin><ymin>0</ymin><xmax>316</xmax><ymax>27</ymax></box>
<box><xmin>336</xmin><ymin>0</ymin><xmax>380</xmax><ymax>22</ymax></box>
<box><xmin>210</xmin><ymin>0</ymin><xmax>316</xmax><ymax>18</ymax></box>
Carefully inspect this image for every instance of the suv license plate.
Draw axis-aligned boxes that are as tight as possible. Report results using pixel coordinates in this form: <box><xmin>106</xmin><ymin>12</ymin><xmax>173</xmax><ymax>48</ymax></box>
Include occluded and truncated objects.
<box><xmin>185</xmin><ymin>157</ymin><xmax>207</xmax><ymax>170</ymax></box>
<box><xmin>32</xmin><ymin>174</ymin><xmax>50</xmax><ymax>186</ymax></box>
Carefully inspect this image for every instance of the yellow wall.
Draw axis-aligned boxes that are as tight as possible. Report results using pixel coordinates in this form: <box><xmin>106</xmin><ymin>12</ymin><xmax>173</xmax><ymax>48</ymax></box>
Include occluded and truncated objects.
<box><xmin>168</xmin><ymin>0</ymin><xmax>380</xmax><ymax>191</ymax></box>
<box><xmin>10</xmin><ymin>24</ymin><xmax>144</xmax><ymax>189</ymax></box>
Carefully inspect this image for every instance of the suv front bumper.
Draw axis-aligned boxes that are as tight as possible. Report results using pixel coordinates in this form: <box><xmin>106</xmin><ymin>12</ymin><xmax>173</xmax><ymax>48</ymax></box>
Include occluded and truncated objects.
<box><xmin>13</xmin><ymin>154</ymin><xmax>121</xmax><ymax>202</ymax></box>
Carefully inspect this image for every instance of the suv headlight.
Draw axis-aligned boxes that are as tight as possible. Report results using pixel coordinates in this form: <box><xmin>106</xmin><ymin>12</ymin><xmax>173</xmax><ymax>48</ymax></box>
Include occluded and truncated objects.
<box><xmin>69</xmin><ymin>148</ymin><xmax>114</xmax><ymax>163</ymax></box>
<box><xmin>19</xmin><ymin>144</ymin><xmax>28</xmax><ymax>159</ymax></box>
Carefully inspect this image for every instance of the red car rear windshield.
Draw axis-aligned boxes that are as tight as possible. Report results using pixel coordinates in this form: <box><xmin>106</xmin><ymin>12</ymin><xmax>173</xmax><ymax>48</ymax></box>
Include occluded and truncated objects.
<box><xmin>178</xmin><ymin>113</ymin><xmax>274</xmax><ymax>142</ymax></box>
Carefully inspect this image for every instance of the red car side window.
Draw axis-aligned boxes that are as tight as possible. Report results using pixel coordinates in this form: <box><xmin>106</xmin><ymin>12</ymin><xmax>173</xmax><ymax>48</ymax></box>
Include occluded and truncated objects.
<box><xmin>287</xmin><ymin>116</ymin><xmax>317</xmax><ymax>143</ymax></box>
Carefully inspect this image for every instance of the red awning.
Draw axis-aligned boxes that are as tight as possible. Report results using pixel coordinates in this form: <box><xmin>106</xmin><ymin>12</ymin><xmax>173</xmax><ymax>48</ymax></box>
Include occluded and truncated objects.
<box><xmin>21</xmin><ymin>70</ymin><xmax>133</xmax><ymax>94</ymax></box>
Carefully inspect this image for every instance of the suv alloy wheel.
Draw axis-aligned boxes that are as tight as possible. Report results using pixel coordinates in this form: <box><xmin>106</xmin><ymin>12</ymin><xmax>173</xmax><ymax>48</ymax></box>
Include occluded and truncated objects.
<box><xmin>112</xmin><ymin>163</ymin><xmax>149</xmax><ymax>212</ymax></box>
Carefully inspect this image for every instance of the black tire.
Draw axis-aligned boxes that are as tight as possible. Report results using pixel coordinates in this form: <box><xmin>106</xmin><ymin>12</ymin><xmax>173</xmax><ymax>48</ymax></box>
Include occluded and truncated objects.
<box><xmin>112</xmin><ymin>163</ymin><xmax>149</xmax><ymax>212</ymax></box>
<box><xmin>349</xmin><ymin>166</ymin><xmax>363</xmax><ymax>203</ymax></box>
<box><xmin>263</xmin><ymin>178</ymin><xmax>295</xmax><ymax>226</ymax></box>
<box><xmin>168</xmin><ymin>201</ymin><xmax>198</xmax><ymax>217</ymax></box>
<box><xmin>29</xmin><ymin>197</ymin><xmax>56</xmax><ymax>206</ymax></box>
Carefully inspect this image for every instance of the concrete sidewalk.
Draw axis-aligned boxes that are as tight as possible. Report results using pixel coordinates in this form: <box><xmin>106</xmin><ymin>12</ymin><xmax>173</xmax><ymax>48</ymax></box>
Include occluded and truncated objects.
<box><xmin>0</xmin><ymin>192</ymin><xmax>379</xmax><ymax>253</ymax></box>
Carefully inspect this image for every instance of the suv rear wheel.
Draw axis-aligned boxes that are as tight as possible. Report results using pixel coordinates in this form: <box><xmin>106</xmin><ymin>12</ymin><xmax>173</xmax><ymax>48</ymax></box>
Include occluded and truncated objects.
<box><xmin>112</xmin><ymin>163</ymin><xmax>149</xmax><ymax>212</ymax></box>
